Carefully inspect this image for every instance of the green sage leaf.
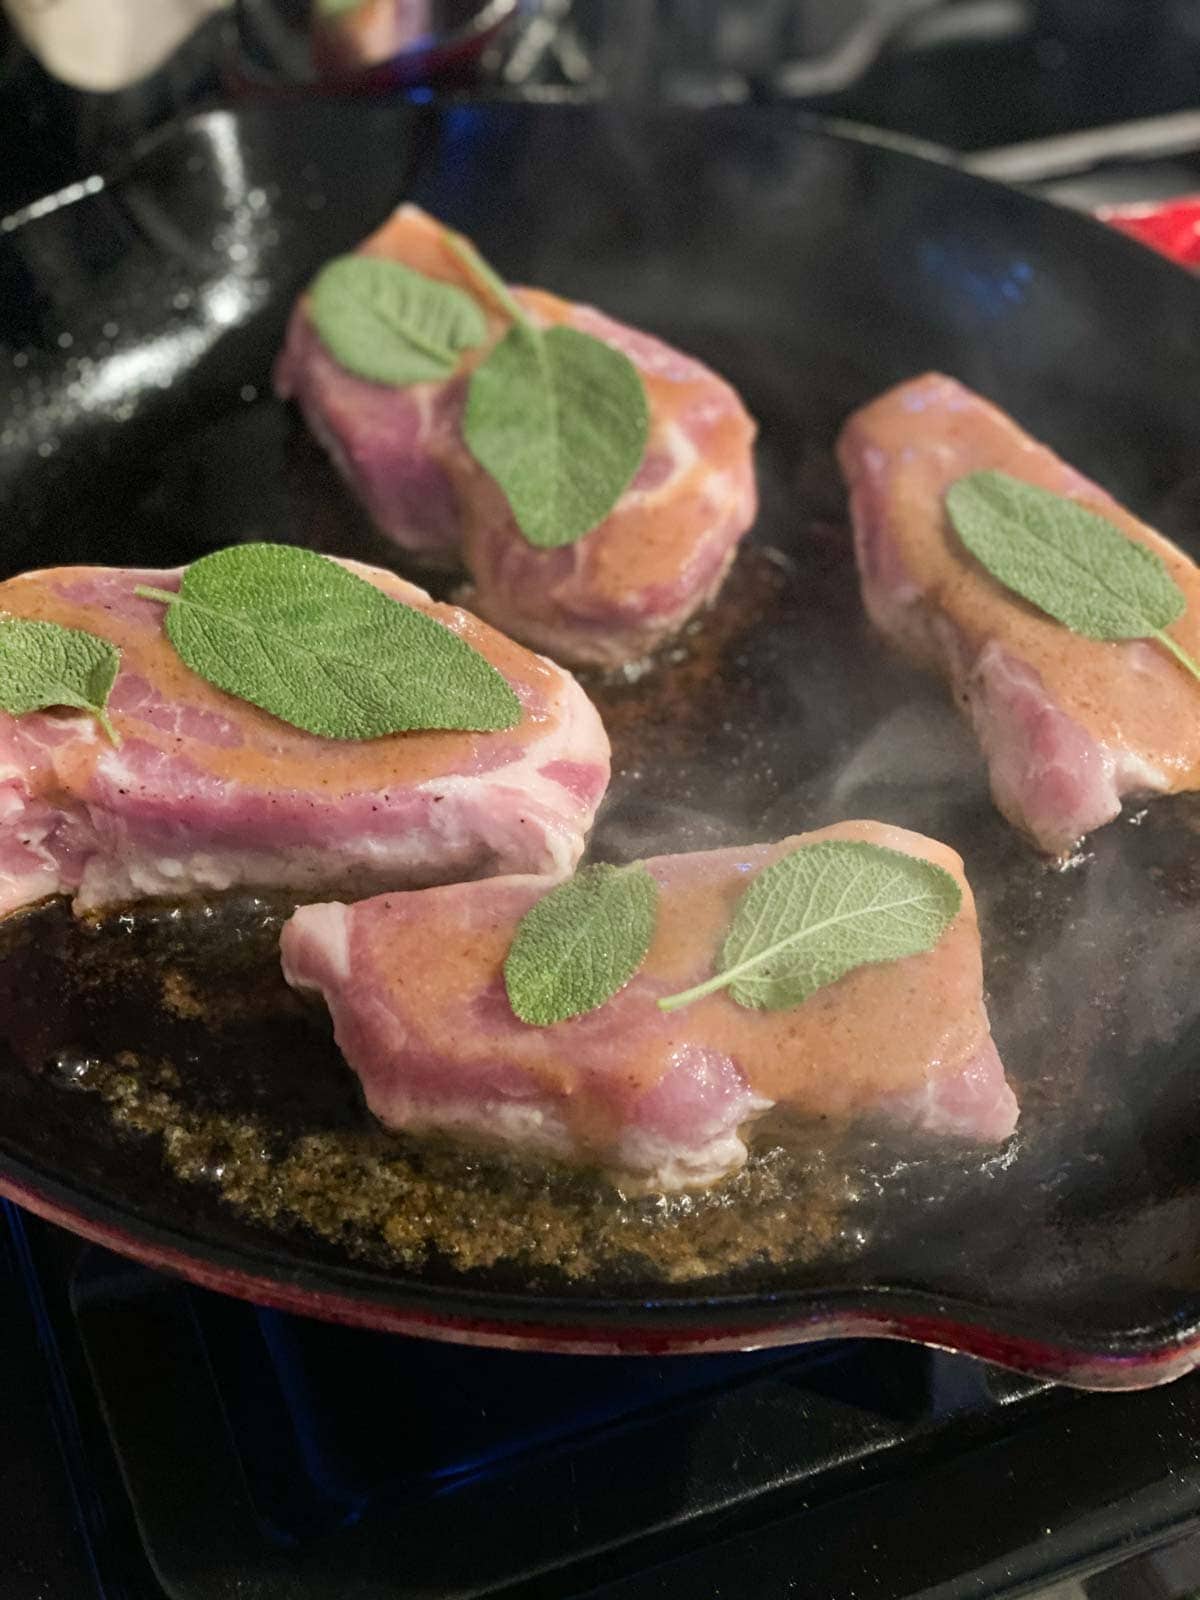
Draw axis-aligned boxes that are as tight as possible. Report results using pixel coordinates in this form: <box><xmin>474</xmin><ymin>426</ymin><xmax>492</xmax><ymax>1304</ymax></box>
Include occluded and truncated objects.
<box><xmin>310</xmin><ymin>254</ymin><xmax>488</xmax><ymax>387</ymax></box>
<box><xmin>505</xmin><ymin>862</ymin><xmax>659</xmax><ymax>1026</ymax></box>
<box><xmin>945</xmin><ymin>470</ymin><xmax>1200</xmax><ymax>683</ymax></box>
<box><xmin>0</xmin><ymin>617</ymin><xmax>121</xmax><ymax>745</ymax></box>
<box><xmin>135</xmin><ymin>544</ymin><xmax>521</xmax><ymax>739</ymax></box>
<box><xmin>443</xmin><ymin>230</ymin><xmax>527</xmax><ymax>324</ymax></box>
<box><xmin>464</xmin><ymin>321</ymin><xmax>650</xmax><ymax>549</ymax></box>
<box><xmin>658</xmin><ymin>840</ymin><xmax>961</xmax><ymax>1014</ymax></box>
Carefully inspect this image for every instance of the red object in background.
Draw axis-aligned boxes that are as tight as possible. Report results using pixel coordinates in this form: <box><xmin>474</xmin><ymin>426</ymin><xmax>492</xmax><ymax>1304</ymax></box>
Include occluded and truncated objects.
<box><xmin>1098</xmin><ymin>196</ymin><xmax>1200</xmax><ymax>270</ymax></box>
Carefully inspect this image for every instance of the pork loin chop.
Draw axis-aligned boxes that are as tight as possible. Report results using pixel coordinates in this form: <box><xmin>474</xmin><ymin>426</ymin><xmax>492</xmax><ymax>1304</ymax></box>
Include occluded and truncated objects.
<box><xmin>0</xmin><ymin>559</ymin><xmax>609</xmax><ymax>916</ymax></box>
<box><xmin>274</xmin><ymin>206</ymin><xmax>758</xmax><ymax>667</ymax></box>
<box><xmin>836</xmin><ymin>373</ymin><xmax>1200</xmax><ymax>855</ymax></box>
<box><xmin>281</xmin><ymin>821</ymin><xmax>1016</xmax><ymax>1192</ymax></box>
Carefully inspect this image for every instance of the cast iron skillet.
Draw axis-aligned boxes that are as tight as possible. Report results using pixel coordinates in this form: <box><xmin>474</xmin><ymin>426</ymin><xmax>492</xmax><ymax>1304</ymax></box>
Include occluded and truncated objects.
<box><xmin>3</xmin><ymin>102</ymin><xmax>1200</xmax><ymax>1387</ymax></box>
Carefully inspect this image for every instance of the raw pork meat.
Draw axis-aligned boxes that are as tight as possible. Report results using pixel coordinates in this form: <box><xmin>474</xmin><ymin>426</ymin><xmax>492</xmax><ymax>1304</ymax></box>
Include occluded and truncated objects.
<box><xmin>281</xmin><ymin>821</ymin><xmax>1016</xmax><ymax>1192</ymax></box>
<box><xmin>0</xmin><ymin>559</ymin><xmax>609</xmax><ymax>916</ymax></box>
<box><xmin>275</xmin><ymin>206</ymin><xmax>758</xmax><ymax>667</ymax></box>
<box><xmin>837</xmin><ymin>373</ymin><xmax>1200</xmax><ymax>855</ymax></box>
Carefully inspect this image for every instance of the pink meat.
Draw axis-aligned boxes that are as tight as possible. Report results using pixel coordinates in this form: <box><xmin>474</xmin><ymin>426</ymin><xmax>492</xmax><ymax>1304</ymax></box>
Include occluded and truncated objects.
<box><xmin>281</xmin><ymin>823</ymin><xmax>1017</xmax><ymax>1191</ymax></box>
<box><xmin>274</xmin><ymin>206</ymin><xmax>758</xmax><ymax>667</ymax></box>
<box><xmin>837</xmin><ymin>373</ymin><xmax>1199</xmax><ymax>855</ymax></box>
<box><xmin>0</xmin><ymin>559</ymin><xmax>609</xmax><ymax>916</ymax></box>
<box><xmin>880</xmin><ymin>1035</ymin><xmax>1019</xmax><ymax>1143</ymax></box>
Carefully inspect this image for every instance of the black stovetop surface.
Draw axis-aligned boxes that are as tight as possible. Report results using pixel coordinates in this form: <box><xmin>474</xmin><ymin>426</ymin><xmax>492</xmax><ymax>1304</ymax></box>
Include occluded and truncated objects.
<box><xmin>7</xmin><ymin>1198</ymin><xmax>1200</xmax><ymax>1600</ymax></box>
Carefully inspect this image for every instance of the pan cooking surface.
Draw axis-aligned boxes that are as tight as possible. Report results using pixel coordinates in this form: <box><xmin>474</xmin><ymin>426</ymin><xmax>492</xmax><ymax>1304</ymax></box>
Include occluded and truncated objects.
<box><xmin>2</xmin><ymin>102</ymin><xmax>1200</xmax><ymax>1376</ymax></box>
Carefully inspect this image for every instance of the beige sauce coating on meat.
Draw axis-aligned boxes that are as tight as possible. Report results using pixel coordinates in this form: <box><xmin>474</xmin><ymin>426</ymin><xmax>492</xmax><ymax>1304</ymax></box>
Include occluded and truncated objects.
<box><xmin>365</xmin><ymin>821</ymin><xmax>987</xmax><ymax>1119</ymax></box>
<box><xmin>0</xmin><ymin>563</ymin><xmax>555</xmax><ymax>793</ymax></box>
<box><xmin>841</xmin><ymin>373</ymin><xmax>1200</xmax><ymax>786</ymax></box>
<box><xmin>355</xmin><ymin>207</ymin><xmax>756</xmax><ymax>610</ymax></box>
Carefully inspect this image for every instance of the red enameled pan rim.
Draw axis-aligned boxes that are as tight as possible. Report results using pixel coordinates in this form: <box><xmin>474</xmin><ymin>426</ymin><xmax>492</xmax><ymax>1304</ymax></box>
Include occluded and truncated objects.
<box><xmin>4</xmin><ymin>1157</ymin><xmax>1199</xmax><ymax>1389</ymax></box>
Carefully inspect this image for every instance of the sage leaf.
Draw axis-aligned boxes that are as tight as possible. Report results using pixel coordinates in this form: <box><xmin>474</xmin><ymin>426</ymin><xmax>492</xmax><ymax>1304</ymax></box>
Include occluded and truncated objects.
<box><xmin>505</xmin><ymin>862</ymin><xmax>659</xmax><ymax>1026</ymax></box>
<box><xmin>946</xmin><ymin>470</ymin><xmax>1200</xmax><ymax>684</ymax></box>
<box><xmin>310</xmin><ymin>254</ymin><xmax>488</xmax><ymax>387</ymax></box>
<box><xmin>135</xmin><ymin>544</ymin><xmax>521</xmax><ymax>739</ymax></box>
<box><xmin>658</xmin><ymin>841</ymin><xmax>961</xmax><ymax>1014</ymax></box>
<box><xmin>443</xmin><ymin>230</ymin><xmax>528</xmax><ymax>324</ymax></box>
<box><xmin>0</xmin><ymin>618</ymin><xmax>121</xmax><ymax>745</ymax></box>
<box><xmin>464</xmin><ymin>321</ymin><xmax>650</xmax><ymax>549</ymax></box>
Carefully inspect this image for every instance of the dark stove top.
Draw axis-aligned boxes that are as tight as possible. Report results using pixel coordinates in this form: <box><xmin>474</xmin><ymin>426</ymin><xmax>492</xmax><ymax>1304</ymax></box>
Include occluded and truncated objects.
<box><xmin>8</xmin><ymin>1199</ymin><xmax>1200</xmax><ymax>1600</ymax></box>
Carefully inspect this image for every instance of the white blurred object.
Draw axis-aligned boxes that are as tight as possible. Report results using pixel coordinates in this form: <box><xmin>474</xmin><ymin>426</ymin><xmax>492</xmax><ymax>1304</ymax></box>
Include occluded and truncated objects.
<box><xmin>3</xmin><ymin>0</ymin><xmax>228</xmax><ymax>91</ymax></box>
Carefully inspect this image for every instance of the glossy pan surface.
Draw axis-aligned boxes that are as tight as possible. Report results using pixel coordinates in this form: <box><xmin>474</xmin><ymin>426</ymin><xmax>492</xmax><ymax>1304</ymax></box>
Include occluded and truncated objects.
<box><xmin>3</xmin><ymin>102</ymin><xmax>1200</xmax><ymax>1385</ymax></box>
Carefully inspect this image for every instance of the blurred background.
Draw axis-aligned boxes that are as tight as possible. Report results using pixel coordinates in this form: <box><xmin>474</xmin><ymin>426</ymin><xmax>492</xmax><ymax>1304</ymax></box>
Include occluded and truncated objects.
<box><xmin>3</xmin><ymin>0</ymin><xmax>1200</xmax><ymax>220</ymax></box>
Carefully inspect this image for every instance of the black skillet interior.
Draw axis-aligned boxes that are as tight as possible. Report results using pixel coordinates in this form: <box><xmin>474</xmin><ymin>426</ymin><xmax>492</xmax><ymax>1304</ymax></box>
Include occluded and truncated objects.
<box><xmin>3</xmin><ymin>101</ymin><xmax>1200</xmax><ymax>1356</ymax></box>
